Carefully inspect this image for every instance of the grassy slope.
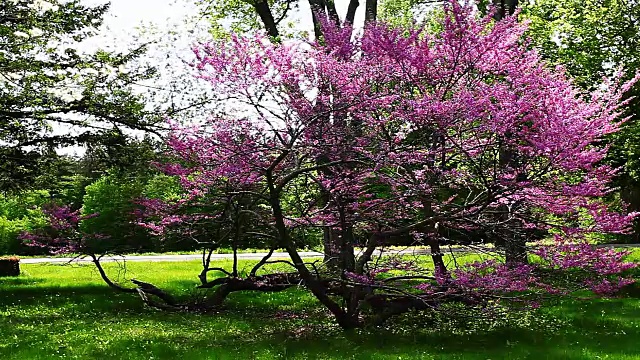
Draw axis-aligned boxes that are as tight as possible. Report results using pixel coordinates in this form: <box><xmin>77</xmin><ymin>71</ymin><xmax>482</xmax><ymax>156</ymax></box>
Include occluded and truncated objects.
<box><xmin>1</xmin><ymin>259</ymin><xmax>639</xmax><ymax>360</ymax></box>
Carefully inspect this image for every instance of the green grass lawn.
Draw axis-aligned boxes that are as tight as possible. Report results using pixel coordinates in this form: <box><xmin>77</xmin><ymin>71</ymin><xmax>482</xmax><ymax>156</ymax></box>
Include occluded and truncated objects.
<box><xmin>1</xmin><ymin>259</ymin><xmax>640</xmax><ymax>360</ymax></box>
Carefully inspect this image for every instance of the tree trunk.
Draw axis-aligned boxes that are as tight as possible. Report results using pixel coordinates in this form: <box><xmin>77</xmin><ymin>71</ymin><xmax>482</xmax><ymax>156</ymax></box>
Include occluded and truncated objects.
<box><xmin>253</xmin><ymin>0</ymin><xmax>280</xmax><ymax>38</ymax></box>
<box><xmin>325</xmin><ymin>0</ymin><xmax>340</xmax><ymax>26</ymax></box>
<box><xmin>323</xmin><ymin>226</ymin><xmax>341</xmax><ymax>270</ymax></box>
<box><xmin>620</xmin><ymin>177</ymin><xmax>640</xmax><ymax>243</ymax></box>
<box><xmin>505</xmin><ymin>236</ymin><xmax>529</xmax><ymax>266</ymax></box>
<box><xmin>340</xmin><ymin>226</ymin><xmax>356</xmax><ymax>272</ymax></box>
<box><xmin>345</xmin><ymin>0</ymin><xmax>360</xmax><ymax>25</ymax></box>
<box><xmin>268</xmin><ymin>182</ymin><xmax>354</xmax><ymax>328</ymax></box>
<box><xmin>365</xmin><ymin>0</ymin><xmax>378</xmax><ymax>24</ymax></box>
<box><xmin>493</xmin><ymin>0</ymin><xmax>526</xmax><ymax>264</ymax></box>
<box><xmin>308</xmin><ymin>0</ymin><xmax>326</xmax><ymax>40</ymax></box>
<box><xmin>492</xmin><ymin>0</ymin><xmax>518</xmax><ymax>20</ymax></box>
<box><xmin>428</xmin><ymin>238</ymin><xmax>447</xmax><ymax>274</ymax></box>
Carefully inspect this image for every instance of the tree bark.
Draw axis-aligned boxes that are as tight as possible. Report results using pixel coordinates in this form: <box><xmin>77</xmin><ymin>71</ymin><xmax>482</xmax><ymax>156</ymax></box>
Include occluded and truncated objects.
<box><xmin>345</xmin><ymin>0</ymin><xmax>360</xmax><ymax>25</ymax></box>
<box><xmin>428</xmin><ymin>237</ymin><xmax>447</xmax><ymax>274</ymax></box>
<box><xmin>620</xmin><ymin>176</ymin><xmax>640</xmax><ymax>243</ymax></box>
<box><xmin>505</xmin><ymin>237</ymin><xmax>529</xmax><ymax>266</ymax></box>
<box><xmin>253</xmin><ymin>0</ymin><xmax>280</xmax><ymax>39</ymax></box>
<box><xmin>496</xmin><ymin>150</ymin><xmax>529</xmax><ymax>266</ymax></box>
<box><xmin>91</xmin><ymin>255</ymin><xmax>137</xmax><ymax>294</ymax></box>
<box><xmin>323</xmin><ymin>226</ymin><xmax>341</xmax><ymax>270</ymax></box>
<box><xmin>308</xmin><ymin>0</ymin><xmax>326</xmax><ymax>40</ymax></box>
<box><xmin>365</xmin><ymin>0</ymin><xmax>378</xmax><ymax>24</ymax></box>
<box><xmin>325</xmin><ymin>0</ymin><xmax>341</xmax><ymax>26</ymax></box>
<box><xmin>492</xmin><ymin>0</ymin><xmax>518</xmax><ymax>20</ymax></box>
<box><xmin>249</xmin><ymin>0</ymin><xmax>368</xmax><ymax>40</ymax></box>
<box><xmin>494</xmin><ymin>0</ymin><xmax>526</xmax><ymax>264</ymax></box>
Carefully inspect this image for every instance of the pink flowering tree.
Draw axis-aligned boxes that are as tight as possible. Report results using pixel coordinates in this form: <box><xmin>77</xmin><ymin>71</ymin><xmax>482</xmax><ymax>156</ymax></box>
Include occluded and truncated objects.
<box><xmin>26</xmin><ymin>2</ymin><xmax>638</xmax><ymax>329</ymax></box>
<box><xmin>133</xmin><ymin>2</ymin><xmax>639</xmax><ymax>329</ymax></box>
<box><xmin>20</xmin><ymin>204</ymin><xmax>101</xmax><ymax>256</ymax></box>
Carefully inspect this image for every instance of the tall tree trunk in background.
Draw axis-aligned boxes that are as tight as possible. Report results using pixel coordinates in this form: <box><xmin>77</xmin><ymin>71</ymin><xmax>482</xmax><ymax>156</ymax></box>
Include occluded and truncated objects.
<box><xmin>345</xmin><ymin>0</ymin><xmax>360</xmax><ymax>25</ymax></box>
<box><xmin>364</xmin><ymin>0</ymin><xmax>378</xmax><ymax>25</ymax></box>
<box><xmin>493</xmin><ymin>1</ymin><xmax>527</xmax><ymax>265</ymax></box>
<box><xmin>253</xmin><ymin>0</ymin><xmax>280</xmax><ymax>38</ymax></box>
<box><xmin>365</xmin><ymin>0</ymin><xmax>378</xmax><ymax>24</ymax></box>
<box><xmin>323</xmin><ymin>226</ymin><xmax>341</xmax><ymax>269</ymax></box>
<box><xmin>498</xmin><ymin>140</ymin><xmax>530</xmax><ymax>266</ymax></box>
<box><xmin>308</xmin><ymin>0</ymin><xmax>326</xmax><ymax>39</ymax></box>
<box><xmin>492</xmin><ymin>0</ymin><xmax>518</xmax><ymax>20</ymax></box>
<box><xmin>325</xmin><ymin>0</ymin><xmax>341</xmax><ymax>26</ymax></box>
<box><xmin>620</xmin><ymin>177</ymin><xmax>640</xmax><ymax>243</ymax></box>
<box><xmin>252</xmin><ymin>0</ymin><xmax>371</xmax><ymax>38</ymax></box>
<box><xmin>504</xmin><ymin>233</ymin><xmax>529</xmax><ymax>265</ymax></box>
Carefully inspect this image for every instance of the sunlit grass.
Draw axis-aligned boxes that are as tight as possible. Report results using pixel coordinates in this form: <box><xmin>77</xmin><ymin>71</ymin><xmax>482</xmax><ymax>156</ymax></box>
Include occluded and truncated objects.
<box><xmin>1</xmin><ymin>256</ymin><xmax>639</xmax><ymax>359</ymax></box>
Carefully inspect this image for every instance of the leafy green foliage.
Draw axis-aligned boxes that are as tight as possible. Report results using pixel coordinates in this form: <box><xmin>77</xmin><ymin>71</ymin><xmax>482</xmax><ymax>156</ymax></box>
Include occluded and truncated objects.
<box><xmin>80</xmin><ymin>175</ymin><xmax>147</xmax><ymax>253</ymax></box>
<box><xmin>378</xmin><ymin>0</ymin><xmax>443</xmax><ymax>29</ymax></box>
<box><xmin>0</xmin><ymin>190</ymin><xmax>49</xmax><ymax>254</ymax></box>
<box><xmin>0</xmin><ymin>0</ymin><xmax>160</xmax><ymax>192</ymax></box>
<box><xmin>521</xmin><ymin>0</ymin><xmax>640</xmax><ymax>176</ymax></box>
<box><xmin>522</xmin><ymin>0</ymin><xmax>640</xmax><ymax>240</ymax></box>
<box><xmin>522</xmin><ymin>0</ymin><xmax>640</xmax><ymax>89</ymax></box>
<box><xmin>143</xmin><ymin>174</ymin><xmax>183</xmax><ymax>201</ymax></box>
<box><xmin>200</xmin><ymin>0</ymin><xmax>301</xmax><ymax>40</ymax></box>
<box><xmin>79</xmin><ymin>135</ymin><xmax>163</xmax><ymax>181</ymax></box>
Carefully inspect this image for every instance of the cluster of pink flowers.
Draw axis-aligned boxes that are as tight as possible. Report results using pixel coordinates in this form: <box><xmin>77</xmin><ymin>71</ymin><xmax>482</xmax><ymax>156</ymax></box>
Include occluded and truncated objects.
<box><xmin>534</xmin><ymin>238</ymin><xmax>637</xmax><ymax>275</ymax></box>
<box><xmin>409</xmin><ymin>240</ymin><xmax>636</xmax><ymax>298</ymax></box>
<box><xmin>20</xmin><ymin>204</ymin><xmax>102</xmax><ymax>255</ymax></box>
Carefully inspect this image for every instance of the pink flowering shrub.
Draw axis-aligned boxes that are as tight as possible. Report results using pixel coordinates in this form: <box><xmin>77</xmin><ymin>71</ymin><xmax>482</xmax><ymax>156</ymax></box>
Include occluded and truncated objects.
<box><xmin>20</xmin><ymin>204</ymin><xmax>103</xmax><ymax>255</ymax></box>
<box><xmin>417</xmin><ymin>247</ymin><xmax>636</xmax><ymax>299</ymax></box>
<box><xmin>533</xmin><ymin>239</ymin><xmax>637</xmax><ymax>294</ymax></box>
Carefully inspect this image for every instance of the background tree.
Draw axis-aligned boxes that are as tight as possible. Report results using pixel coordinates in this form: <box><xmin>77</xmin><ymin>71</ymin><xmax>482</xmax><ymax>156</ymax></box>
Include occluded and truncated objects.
<box><xmin>0</xmin><ymin>190</ymin><xmax>49</xmax><ymax>254</ymax></box>
<box><xmin>200</xmin><ymin>0</ymin><xmax>379</xmax><ymax>41</ymax></box>
<box><xmin>0</xmin><ymin>135</ymin><xmax>173</xmax><ymax>256</ymax></box>
<box><xmin>0</xmin><ymin>0</ymin><xmax>161</xmax><ymax>192</ymax></box>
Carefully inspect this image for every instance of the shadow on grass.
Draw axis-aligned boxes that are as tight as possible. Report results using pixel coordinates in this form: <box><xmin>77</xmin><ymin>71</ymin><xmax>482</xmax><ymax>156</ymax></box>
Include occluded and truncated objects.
<box><xmin>1</xmin><ymin>277</ymin><xmax>640</xmax><ymax>359</ymax></box>
<box><xmin>0</xmin><ymin>276</ymin><xmax>46</xmax><ymax>286</ymax></box>
<box><xmin>0</xmin><ymin>283</ymin><xmax>144</xmax><ymax>312</ymax></box>
<box><xmin>65</xmin><ymin>304</ymin><xmax>640</xmax><ymax>360</ymax></box>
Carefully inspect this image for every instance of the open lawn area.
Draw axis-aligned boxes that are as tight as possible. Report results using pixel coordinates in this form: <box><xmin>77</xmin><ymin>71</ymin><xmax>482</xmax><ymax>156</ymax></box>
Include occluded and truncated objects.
<box><xmin>1</xmin><ymin>259</ymin><xmax>640</xmax><ymax>360</ymax></box>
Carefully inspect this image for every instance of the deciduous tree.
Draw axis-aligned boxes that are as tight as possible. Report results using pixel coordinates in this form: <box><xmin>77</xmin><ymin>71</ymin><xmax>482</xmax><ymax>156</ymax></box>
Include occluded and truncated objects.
<box><xmin>26</xmin><ymin>2</ymin><xmax>639</xmax><ymax>330</ymax></box>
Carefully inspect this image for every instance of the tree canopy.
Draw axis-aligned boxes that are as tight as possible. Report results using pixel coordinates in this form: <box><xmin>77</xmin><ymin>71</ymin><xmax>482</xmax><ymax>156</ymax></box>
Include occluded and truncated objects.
<box><xmin>0</xmin><ymin>0</ymin><xmax>160</xmax><ymax>192</ymax></box>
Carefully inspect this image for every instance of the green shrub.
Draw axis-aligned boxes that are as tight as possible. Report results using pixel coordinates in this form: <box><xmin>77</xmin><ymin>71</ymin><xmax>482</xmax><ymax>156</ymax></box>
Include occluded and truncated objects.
<box><xmin>0</xmin><ymin>191</ymin><xmax>49</xmax><ymax>255</ymax></box>
<box><xmin>80</xmin><ymin>175</ymin><xmax>148</xmax><ymax>253</ymax></box>
<box><xmin>143</xmin><ymin>174</ymin><xmax>183</xmax><ymax>201</ymax></box>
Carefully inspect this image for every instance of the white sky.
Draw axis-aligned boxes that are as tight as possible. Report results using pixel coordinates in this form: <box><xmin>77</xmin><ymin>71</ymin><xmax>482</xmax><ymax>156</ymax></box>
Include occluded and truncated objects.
<box><xmin>58</xmin><ymin>0</ymin><xmax>366</xmax><ymax>156</ymax></box>
<box><xmin>75</xmin><ymin>0</ymin><xmax>368</xmax><ymax>82</ymax></box>
<box><xmin>86</xmin><ymin>0</ymin><xmax>200</xmax><ymax>34</ymax></box>
<box><xmin>84</xmin><ymin>0</ymin><xmax>366</xmax><ymax>48</ymax></box>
